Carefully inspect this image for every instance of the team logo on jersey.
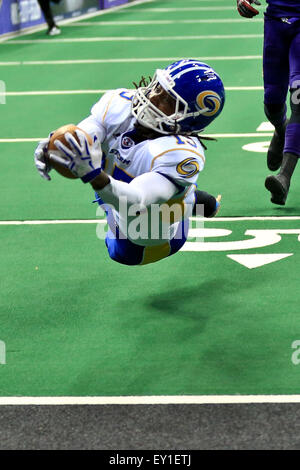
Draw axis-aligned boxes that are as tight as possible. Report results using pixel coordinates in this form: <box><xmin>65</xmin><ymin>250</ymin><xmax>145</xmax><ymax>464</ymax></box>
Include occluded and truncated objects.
<box><xmin>176</xmin><ymin>158</ymin><xmax>200</xmax><ymax>178</ymax></box>
<box><xmin>121</xmin><ymin>136</ymin><xmax>135</xmax><ymax>149</ymax></box>
<box><xmin>196</xmin><ymin>90</ymin><xmax>221</xmax><ymax>117</ymax></box>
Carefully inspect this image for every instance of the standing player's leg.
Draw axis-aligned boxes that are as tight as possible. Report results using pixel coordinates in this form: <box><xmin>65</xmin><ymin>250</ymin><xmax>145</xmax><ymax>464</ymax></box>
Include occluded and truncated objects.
<box><xmin>263</xmin><ymin>16</ymin><xmax>290</xmax><ymax>173</ymax></box>
<box><xmin>37</xmin><ymin>0</ymin><xmax>61</xmax><ymax>35</ymax></box>
<box><xmin>265</xmin><ymin>20</ymin><xmax>300</xmax><ymax>205</ymax></box>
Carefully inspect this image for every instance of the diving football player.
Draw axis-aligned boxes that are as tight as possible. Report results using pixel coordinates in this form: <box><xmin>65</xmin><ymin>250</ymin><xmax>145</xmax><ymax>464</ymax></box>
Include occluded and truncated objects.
<box><xmin>34</xmin><ymin>60</ymin><xmax>225</xmax><ymax>265</ymax></box>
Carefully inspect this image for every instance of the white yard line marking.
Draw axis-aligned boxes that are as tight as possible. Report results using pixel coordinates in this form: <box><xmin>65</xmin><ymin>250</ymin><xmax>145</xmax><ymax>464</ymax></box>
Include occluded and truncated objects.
<box><xmin>204</xmin><ymin>133</ymin><xmax>272</xmax><ymax>138</ymax></box>
<box><xmin>5</xmin><ymin>34</ymin><xmax>263</xmax><ymax>44</ymax></box>
<box><xmin>5</xmin><ymin>87</ymin><xmax>264</xmax><ymax>96</ymax></box>
<box><xmin>119</xmin><ymin>6</ymin><xmax>236</xmax><ymax>11</ymax></box>
<box><xmin>0</xmin><ymin>133</ymin><xmax>273</xmax><ymax>143</ymax></box>
<box><xmin>0</xmin><ymin>56</ymin><xmax>262</xmax><ymax>66</ymax></box>
<box><xmin>5</xmin><ymin>90</ymin><xmax>109</xmax><ymax>96</ymax></box>
<box><xmin>0</xmin><ymin>217</ymin><xmax>299</xmax><ymax>226</ymax></box>
<box><xmin>68</xmin><ymin>18</ymin><xmax>263</xmax><ymax>26</ymax></box>
<box><xmin>0</xmin><ymin>395</ymin><xmax>299</xmax><ymax>405</ymax></box>
<box><xmin>226</xmin><ymin>86</ymin><xmax>263</xmax><ymax>90</ymax></box>
<box><xmin>0</xmin><ymin>220</ymin><xmax>106</xmax><ymax>225</ymax></box>
<box><xmin>195</xmin><ymin>216</ymin><xmax>300</xmax><ymax>221</ymax></box>
<box><xmin>0</xmin><ymin>138</ymin><xmax>44</xmax><ymax>142</ymax></box>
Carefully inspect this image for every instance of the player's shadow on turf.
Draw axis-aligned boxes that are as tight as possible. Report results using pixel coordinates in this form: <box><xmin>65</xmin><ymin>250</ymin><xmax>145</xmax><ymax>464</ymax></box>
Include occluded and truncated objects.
<box><xmin>272</xmin><ymin>206</ymin><xmax>298</xmax><ymax>213</ymax></box>
<box><xmin>146</xmin><ymin>281</ymin><xmax>226</xmax><ymax>319</ymax></box>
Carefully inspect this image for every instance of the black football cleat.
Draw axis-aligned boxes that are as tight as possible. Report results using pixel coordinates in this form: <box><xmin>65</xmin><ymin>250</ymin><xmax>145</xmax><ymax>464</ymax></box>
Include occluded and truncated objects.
<box><xmin>265</xmin><ymin>174</ymin><xmax>290</xmax><ymax>205</ymax></box>
<box><xmin>267</xmin><ymin>129</ymin><xmax>285</xmax><ymax>171</ymax></box>
<box><xmin>192</xmin><ymin>191</ymin><xmax>221</xmax><ymax>217</ymax></box>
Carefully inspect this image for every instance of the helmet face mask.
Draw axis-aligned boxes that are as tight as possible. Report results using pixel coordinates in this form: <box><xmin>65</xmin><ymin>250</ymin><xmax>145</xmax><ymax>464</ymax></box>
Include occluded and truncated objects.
<box><xmin>132</xmin><ymin>75</ymin><xmax>187</xmax><ymax>135</ymax></box>
<box><xmin>132</xmin><ymin>59</ymin><xmax>225</xmax><ymax>135</ymax></box>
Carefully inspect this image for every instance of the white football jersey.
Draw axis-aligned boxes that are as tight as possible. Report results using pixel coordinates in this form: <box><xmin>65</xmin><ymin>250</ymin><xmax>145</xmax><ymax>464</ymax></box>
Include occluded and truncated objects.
<box><xmin>78</xmin><ymin>88</ymin><xmax>206</xmax><ymax>245</ymax></box>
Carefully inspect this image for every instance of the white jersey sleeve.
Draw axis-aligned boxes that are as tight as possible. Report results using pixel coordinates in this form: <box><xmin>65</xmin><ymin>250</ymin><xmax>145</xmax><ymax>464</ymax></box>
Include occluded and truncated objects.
<box><xmin>148</xmin><ymin>136</ymin><xmax>205</xmax><ymax>188</ymax></box>
<box><xmin>97</xmin><ymin>171</ymin><xmax>178</xmax><ymax>211</ymax></box>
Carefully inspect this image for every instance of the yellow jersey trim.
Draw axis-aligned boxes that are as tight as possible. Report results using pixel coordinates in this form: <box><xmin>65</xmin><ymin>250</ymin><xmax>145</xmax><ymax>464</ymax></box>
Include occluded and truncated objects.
<box><xmin>140</xmin><ymin>242</ymin><xmax>171</xmax><ymax>265</ymax></box>
<box><xmin>150</xmin><ymin>148</ymin><xmax>204</xmax><ymax>171</ymax></box>
<box><xmin>102</xmin><ymin>92</ymin><xmax>117</xmax><ymax>124</ymax></box>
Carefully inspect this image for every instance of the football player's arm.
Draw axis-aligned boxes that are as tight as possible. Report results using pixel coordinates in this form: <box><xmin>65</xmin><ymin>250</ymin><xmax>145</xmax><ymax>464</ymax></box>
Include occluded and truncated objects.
<box><xmin>34</xmin><ymin>118</ymin><xmax>106</xmax><ymax>181</ymax></box>
<box><xmin>77</xmin><ymin>115</ymin><xmax>106</xmax><ymax>144</ymax></box>
<box><xmin>77</xmin><ymin>90</ymin><xmax>120</xmax><ymax>143</ymax></box>
<box><xmin>91</xmin><ymin>171</ymin><xmax>178</xmax><ymax>210</ymax></box>
<box><xmin>236</xmin><ymin>0</ymin><xmax>261</xmax><ymax>18</ymax></box>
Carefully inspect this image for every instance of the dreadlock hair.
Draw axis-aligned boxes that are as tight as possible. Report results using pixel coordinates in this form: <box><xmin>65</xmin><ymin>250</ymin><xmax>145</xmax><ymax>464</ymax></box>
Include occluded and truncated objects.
<box><xmin>188</xmin><ymin>134</ymin><xmax>217</xmax><ymax>150</ymax></box>
<box><xmin>165</xmin><ymin>127</ymin><xmax>217</xmax><ymax>150</ymax></box>
<box><xmin>133</xmin><ymin>76</ymin><xmax>152</xmax><ymax>89</ymax></box>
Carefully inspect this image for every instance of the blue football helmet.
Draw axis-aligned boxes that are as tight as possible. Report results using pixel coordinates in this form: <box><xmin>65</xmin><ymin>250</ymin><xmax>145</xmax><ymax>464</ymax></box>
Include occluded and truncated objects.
<box><xmin>132</xmin><ymin>59</ymin><xmax>225</xmax><ymax>135</ymax></box>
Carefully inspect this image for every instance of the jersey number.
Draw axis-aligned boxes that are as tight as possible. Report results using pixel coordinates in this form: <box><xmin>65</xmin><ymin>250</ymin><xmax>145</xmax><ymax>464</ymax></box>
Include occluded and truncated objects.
<box><xmin>174</xmin><ymin>135</ymin><xmax>197</xmax><ymax>148</ymax></box>
<box><xmin>119</xmin><ymin>91</ymin><xmax>134</xmax><ymax>101</ymax></box>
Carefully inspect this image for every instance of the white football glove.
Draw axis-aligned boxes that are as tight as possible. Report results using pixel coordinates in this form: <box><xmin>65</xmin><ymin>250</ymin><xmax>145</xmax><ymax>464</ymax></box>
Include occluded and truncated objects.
<box><xmin>49</xmin><ymin>130</ymin><xmax>102</xmax><ymax>183</ymax></box>
<box><xmin>34</xmin><ymin>133</ymin><xmax>53</xmax><ymax>181</ymax></box>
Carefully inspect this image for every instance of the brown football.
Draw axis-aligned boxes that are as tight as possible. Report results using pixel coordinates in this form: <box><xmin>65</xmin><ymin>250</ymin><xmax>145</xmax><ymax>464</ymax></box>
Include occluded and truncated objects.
<box><xmin>47</xmin><ymin>124</ymin><xmax>93</xmax><ymax>179</ymax></box>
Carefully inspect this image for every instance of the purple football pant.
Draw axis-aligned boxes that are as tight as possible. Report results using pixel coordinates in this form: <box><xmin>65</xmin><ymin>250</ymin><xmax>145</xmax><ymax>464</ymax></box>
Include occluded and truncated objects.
<box><xmin>264</xmin><ymin>15</ymin><xmax>300</xmax><ymax>156</ymax></box>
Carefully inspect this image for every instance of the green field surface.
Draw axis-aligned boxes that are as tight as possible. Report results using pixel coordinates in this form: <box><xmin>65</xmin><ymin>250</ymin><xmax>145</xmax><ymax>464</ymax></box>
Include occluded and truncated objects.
<box><xmin>1</xmin><ymin>219</ymin><xmax>300</xmax><ymax>396</ymax></box>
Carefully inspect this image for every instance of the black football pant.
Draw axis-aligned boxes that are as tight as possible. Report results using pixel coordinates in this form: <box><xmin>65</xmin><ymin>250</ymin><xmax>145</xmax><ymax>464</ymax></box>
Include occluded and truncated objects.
<box><xmin>37</xmin><ymin>0</ymin><xmax>56</xmax><ymax>29</ymax></box>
